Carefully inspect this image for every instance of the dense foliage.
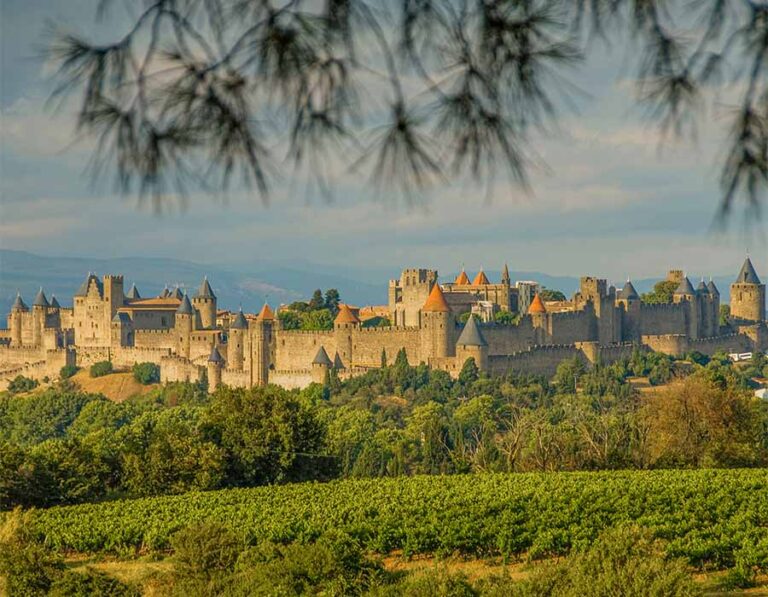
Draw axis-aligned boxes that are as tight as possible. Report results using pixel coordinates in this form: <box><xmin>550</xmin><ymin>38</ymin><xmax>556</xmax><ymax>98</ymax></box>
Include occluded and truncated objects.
<box><xmin>132</xmin><ymin>362</ymin><xmax>160</xmax><ymax>385</ymax></box>
<box><xmin>6</xmin><ymin>376</ymin><xmax>38</xmax><ymax>395</ymax></box>
<box><xmin>278</xmin><ymin>288</ymin><xmax>342</xmax><ymax>331</ymax></box>
<box><xmin>89</xmin><ymin>361</ymin><xmax>113</xmax><ymax>378</ymax></box>
<box><xmin>1</xmin><ymin>350</ymin><xmax>767</xmax><ymax>510</ymax></box>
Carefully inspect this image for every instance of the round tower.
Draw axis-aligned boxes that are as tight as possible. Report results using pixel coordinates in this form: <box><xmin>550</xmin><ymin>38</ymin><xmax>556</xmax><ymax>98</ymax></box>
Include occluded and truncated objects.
<box><xmin>251</xmin><ymin>303</ymin><xmax>274</xmax><ymax>386</ymax></box>
<box><xmin>31</xmin><ymin>288</ymin><xmax>49</xmax><ymax>347</ymax></box>
<box><xmin>311</xmin><ymin>346</ymin><xmax>333</xmax><ymax>384</ymax></box>
<box><xmin>192</xmin><ymin>277</ymin><xmax>217</xmax><ymax>329</ymax></box>
<box><xmin>334</xmin><ymin>304</ymin><xmax>360</xmax><ymax>366</ymax></box>
<box><xmin>228</xmin><ymin>308</ymin><xmax>248</xmax><ymax>371</ymax></box>
<box><xmin>528</xmin><ymin>293</ymin><xmax>548</xmax><ymax>344</ymax></box>
<box><xmin>10</xmin><ymin>293</ymin><xmax>27</xmax><ymax>347</ymax></box>
<box><xmin>207</xmin><ymin>346</ymin><xmax>224</xmax><ymax>392</ymax></box>
<box><xmin>673</xmin><ymin>276</ymin><xmax>699</xmax><ymax>340</ymax></box>
<box><xmin>617</xmin><ymin>280</ymin><xmax>641</xmax><ymax>342</ymax></box>
<box><xmin>175</xmin><ymin>294</ymin><xmax>194</xmax><ymax>358</ymax></box>
<box><xmin>730</xmin><ymin>258</ymin><xmax>766</xmax><ymax>324</ymax></box>
<box><xmin>420</xmin><ymin>283</ymin><xmax>452</xmax><ymax>361</ymax></box>
<box><xmin>455</xmin><ymin>314</ymin><xmax>488</xmax><ymax>372</ymax></box>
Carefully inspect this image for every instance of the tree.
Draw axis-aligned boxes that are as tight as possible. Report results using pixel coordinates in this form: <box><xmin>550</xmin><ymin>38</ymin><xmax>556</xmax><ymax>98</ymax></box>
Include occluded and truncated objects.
<box><xmin>48</xmin><ymin>2</ymin><xmax>765</xmax><ymax>217</ymax></box>
<box><xmin>277</xmin><ymin>310</ymin><xmax>301</xmax><ymax>330</ymax></box>
<box><xmin>540</xmin><ymin>289</ymin><xmax>566</xmax><ymax>302</ymax></box>
<box><xmin>6</xmin><ymin>376</ymin><xmax>39</xmax><ymax>395</ymax></box>
<box><xmin>89</xmin><ymin>361</ymin><xmax>113</xmax><ymax>378</ymax></box>
<box><xmin>323</xmin><ymin>289</ymin><xmax>341</xmax><ymax>314</ymax></box>
<box><xmin>309</xmin><ymin>290</ymin><xmax>325</xmax><ymax>311</ymax></box>
<box><xmin>720</xmin><ymin>304</ymin><xmax>731</xmax><ymax>327</ymax></box>
<box><xmin>132</xmin><ymin>362</ymin><xmax>160</xmax><ymax>385</ymax></box>
<box><xmin>553</xmin><ymin>357</ymin><xmax>586</xmax><ymax>394</ymax></box>
<box><xmin>641</xmin><ymin>280</ymin><xmax>678</xmax><ymax>305</ymax></box>
<box><xmin>458</xmin><ymin>357</ymin><xmax>480</xmax><ymax>386</ymax></box>
<box><xmin>300</xmin><ymin>309</ymin><xmax>334</xmax><ymax>331</ymax></box>
<box><xmin>494</xmin><ymin>311</ymin><xmax>518</xmax><ymax>325</ymax></box>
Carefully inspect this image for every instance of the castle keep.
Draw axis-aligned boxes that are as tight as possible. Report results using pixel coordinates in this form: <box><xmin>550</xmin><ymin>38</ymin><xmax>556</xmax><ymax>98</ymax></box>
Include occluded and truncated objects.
<box><xmin>2</xmin><ymin>259</ymin><xmax>766</xmax><ymax>391</ymax></box>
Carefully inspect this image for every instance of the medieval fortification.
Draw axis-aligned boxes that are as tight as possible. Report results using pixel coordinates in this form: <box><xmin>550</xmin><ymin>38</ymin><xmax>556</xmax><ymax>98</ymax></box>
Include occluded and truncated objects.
<box><xmin>1</xmin><ymin>259</ymin><xmax>766</xmax><ymax>391</ymax></box>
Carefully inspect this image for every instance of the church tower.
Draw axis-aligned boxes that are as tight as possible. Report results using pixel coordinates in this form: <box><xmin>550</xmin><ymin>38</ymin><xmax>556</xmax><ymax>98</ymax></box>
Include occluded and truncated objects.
<box><xmin>730</xmin><ymin>258</ymin><xmax>766</xmax><ymax>324</ymax></box>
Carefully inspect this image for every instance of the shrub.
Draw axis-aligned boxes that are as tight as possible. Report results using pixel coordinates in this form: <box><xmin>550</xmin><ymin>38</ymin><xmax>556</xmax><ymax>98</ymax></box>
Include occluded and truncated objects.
<box><xmin>89</xmin><ymin>361</ymin><xmax>113</xmax><ymax>378</ymax></box>
<box><xmin>132</xmin><ymin>362</ymin><xmax>160</xmax><ymax>385</ymax></box>
<box><xmin>49</xmin><ymin>568</ymin><xmax>138</xmax><ymax>597</ymax></box>
<box><xmin>171</xmin><ymin>522</ymin><xmax>242</xmax><ymax>580</ymax></box>
<box><xmin>60</xmin><ymin>364</ymin><xmax>78</xmax><ymax>379</ymax></box>
<box><xmin>7</xmin><ymin>375</ymin><xmax>39</xmax><ymax>394</ymax></box>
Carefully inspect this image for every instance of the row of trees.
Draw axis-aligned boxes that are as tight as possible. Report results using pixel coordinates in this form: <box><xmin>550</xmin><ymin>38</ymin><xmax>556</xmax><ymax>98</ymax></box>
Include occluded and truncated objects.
<box><xmin>277</xmin><ymin>288</ymin><xmax>341</xmax><ymax>331</ymax></box>
<box><xmin>2</xmin><ymin>349</ymin><xmax>767</xmax><ymax>510</ymax></box>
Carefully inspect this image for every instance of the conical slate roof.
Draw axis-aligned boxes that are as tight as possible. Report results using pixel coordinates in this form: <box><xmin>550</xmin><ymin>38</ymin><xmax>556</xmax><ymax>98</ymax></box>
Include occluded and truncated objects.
<box><xmin>257</xmin><ymin>303</ymin><xmax>274</xmax><ymax>321</ymax></box>
<box><xmin>735</xmin><ymin>257</ymin><xmax>761</xmax><ymax>285</ymax></box>
<box><xmin>707</xmin><ymin>279</ymin><xmax>720</xmax><ymax>296</ymax></box>
<box><xmin>333</xmin><ymin>352</ymin><xmax>346</xmax><ymax>369</ymax></box>
<box><xmin>160</xmin><ymin>286</ymin><xmax>170</xmax><ymax>298</ymax></box>
<box><xmin>457</xmin><ymin>315</ymin><xmax>487</xmax><ymax>347</ymax></box>
<box><xmin>454</xmin><ymin>270</ymin><xmax>470</xmax><ymax>285</ymax></box>
<box><xmin>335</xmin><ymin>303</ymin><xmax>360</xmax><ymax>324</ymax></box>
<box><xmin>230</xmin><ymin>309</ymin><xmax>248</xmax><ymax>329</ymax></box>
<box><xmin>176</xmin><ymin>294</ymin><xmax>193</xmax><ymax>315</ymax></box>
<box><xmin>674</xmin><ymin>277</ymin><xmax>696</xmax><ymax>296</ymax></box>
<box><xmin>208</xmin><ymin>346</ymin><xmax>224</xmax><ymax>364</ymax></box>
<box><xmin>50</xmin><ymin>295</ymin><xmax>61</xmax><ymax>309</ymax></box>
<box><xmin>11</xmin><ymin>293</ymin><xmax>28</xmax><ymax>311</ymax></box>
<box><xmin>312</xmin><ymin>346</ymin><xmax>332</xmax><ymax>366</ymax></box>
<box><xmin>696</xmin><ymin>279</ymin><xmax>709</xmax><ymax>294</ymax></box>
<box><xmin>126</xmin><ymin>284</ymin><xmax>141</xmax><ymax>299</ymax></box>
<box><xmin>196</xmin><ymin>277</ymin><xmax>216</xmax><ymax>299</ymax></box>
<box><xmin>528</xmin><ymin>293</ymin><xmax>546</xmax><ymax>314</ymax></box>
<box><xmin>472</xmin><ymin>269</ymin><xmax>490</xmax><ymax>285</ymax></box>
<box><xmin>621</xmin><ymin>280</ymin><xmax>639</xmax><ymax>300</ymax></box>
<box><xmin>33</xmin><ymin>288</ymin><xmax>49</xmax><ymax>308</ymax></box>
<box><xmin>422</xmin><ymin>284</ymin><xmax>450</xmax><ymax>312</ymax></box>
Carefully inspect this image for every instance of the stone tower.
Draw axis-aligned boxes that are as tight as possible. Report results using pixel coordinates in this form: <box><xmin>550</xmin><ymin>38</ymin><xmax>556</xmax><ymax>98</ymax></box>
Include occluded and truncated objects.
<box><xmin>192</xmin><ymin>277</ymin><xmax>217</xmax><ymax>330</ymax></box>
<box><xmin>31</xmin><ymin>288</ymin><xmax>49</xmax><ymax>347</ymax></box>
<box><xmin>311</xmin><ymin>346</ymin><xmax>333</xmax><ymax>384</ymax></box>
<box><xmin>111</xmin><ymin>312</ymin><xmax>133</xmax><ymax>347</ymax></box>
<box><xmin>175</xmin><ymin>294</ymin><xmax>194</xmax><ymax>358</ymax></box>
<box><xmin>334</xmin><ymin>304</ymin><xmax>360</xmax><ymax>368</ymax></box>
<box><xmin>207</xmin><ymin>346</ymin><xmax>224</xmax><ymax>392</ymax></box>
<box><xmin>708</xmin><ymin>279</ymin><xmax>721</xmax><ymax>333</ymax></box>
<box><xmin>103</xmin><ymin>275</ymin><xmax>124</xmax><ymax>324</ymax></box>
<box><xmin>617</xmin><ymin>280</ymin><xmax>641</xmax><ymax>342</ymax></box>
<box><xmin>251</xmin><ymin>303</ymin><xmax>274</xmax><ymax>386</ymax></box>
<box><xmin>730</xmin><ymin>258</ymin><xmax>766</xmax><ymax>324</ymax></box>
<box><xmin>228</xmin><ymin>308</ymin><xmax>248</xmax><ymax>371</ymax></box>
<box><xmin>9</xmin><ymin>293</ymin><xmax>27</xmax><ymax>347</ymax></box>
<box><xmin>420</xmin><ymin>283</ymin><xmax>453</xmax><ymax>360</ymax></box>
<box><xmin>695</xmin><ymin>279</ymin><xmax>715</xmax><ymax>337</ymax></box>
<box><xmin>673</xmin><ymin>276</ymin><xmax>699</xmax><ymax>340</ymax></box>
<box><xmin>455</xmin><ymin>314</ymin><xmax>488</xmax><ymax>372</ymax></box>
<box><xmin>528</xmin><ymin>293</ymin><xmax>548</xmax><ymax>344</ymax></box>
<box><xmin>388</xmin><ymin>268</ymin><xmax>438</xmax><ymax>327</ymax></box>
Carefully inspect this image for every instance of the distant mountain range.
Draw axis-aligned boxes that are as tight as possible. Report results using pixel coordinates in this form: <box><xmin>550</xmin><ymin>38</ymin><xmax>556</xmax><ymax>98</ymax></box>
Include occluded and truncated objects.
<box><xmin>0</xmin><ymin>249</ymin><xmax>737</xmax><ymax>315</ymax></box>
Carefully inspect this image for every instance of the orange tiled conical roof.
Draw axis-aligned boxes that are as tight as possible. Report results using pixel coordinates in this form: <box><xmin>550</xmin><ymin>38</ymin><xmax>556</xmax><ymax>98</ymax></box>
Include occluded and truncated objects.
<box><xmin>335</xmin><ymin>303</ymin><xmax>360</xmax><ymax>324</ymax></box>
<box><xmin>257</xmin><ymin>303</ymin><xmax>274</xmax><ymax>321</ymax></box>
<box><xmin>454</xmin><ymin>270</ymin><xmax>470</xmax><ymax>285</ymax></box>
<box><xmin>528</xmin><ymin>293</ymin><xmax>547</xmax><ymax>315</ymax></box>
<box><xmin>472</xmin><ymin>269</ymin><xmax>490</xmax><ymax>285</ymax></box>
<box><xmin>422</xmin><ymin>283</ymin><xmax>450</xmax><ymax>312</ymax></box>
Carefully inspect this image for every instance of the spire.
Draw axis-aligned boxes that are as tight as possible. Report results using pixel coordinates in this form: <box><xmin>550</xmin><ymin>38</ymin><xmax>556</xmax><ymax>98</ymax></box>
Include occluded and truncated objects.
<box><xmin>196</xmin><ymin>276</ymin><xmax>216</xmax><ymax>299</ymax></box>
<box><xmin>312</xmin><ymin>346</ymin><xmax>332</xmax><ymax>366</ymax></box>
<box><xmin>231</xmin><ymin>309</ymin><xmax>248</xmax><ymax>329</ymax></box>
<box><xmin>735</xmin><ymin>257</ymin><xmax>761</xmax><ymax>285</ymax></box>
<box><xmin>472</xmin><ymin>269</ymin><xmax>490</xmax><ymax>286</ymax></box>
<box><xmin>176</xmin><ymin>294</ymin><xmax>193</xmax><ymax>315</ymax></box>
<box><xmin>126</xmin><ymin>284</ymin><xmax>141</xmax><ymax>300</ymax></box>
<box><xmin>160</xmin><ymin>285</ymin><xmax>170</xmax><ymax>298</ymax></box>
<box><xmin>170</xmin><ymin>286</ymin><xmax>183</xmax><ymax>300</ymax></box>
<box><xmin>621</xmin><ymin>280</ymin><xmax>639</xmax><ymax>300</ymax></box>
<box><xmin>335</xmin><ymin>303</ymin><xmax>360</xmax><ymax>324</ymax></box>
<box><xmin>50</xmin><ymin>295</ymin><xmax>61</xmax><ymax>309</ymax></box>
<box><xmin>696</xmin><ymin>278</ymin><xmax>709</xmax><ymax>295</ymax></box>
<box><xmin>457</xmin><ymin>314</ymin><xmax>487</xmax><ymax>347</ymax></box>
<box><xmin>501</xmin><ymin>263</ymin><xmax>511</xmax><ymax>284</ymax></box>
<box><xmin>674</xmin><ymin>277</ymin><xmax>696</xmax><ymax>296</ymax></box>
<box><xmin>11</xmin><ymin>292</ymin><xmax>27</xmax><ymax>312</ymax></box>
<box><xmin>33</xmin><ymin>288</ymin><xmax>49</xmax><ymax>308</ymax></box>
<box><xmin>454</xmin><ymin>269</ymin><xmax>470</xmax><ymax>285</ymax></box>
<box><xmin>208</xmin><ymin>346</ymin><xmax>224</xmax><ymax>364</ymax></box>
<box><xmin>333</xmin><ymin>352</ymin><xmax>346</xmax><ymax>369</ymax></box>
<box><xmin>257</xmin><ymin>302</ymin><xmax>274</xmax><ymax>321</ymax></box>
<box><xmin>422</xmin><ymin>283</ymin><xmax>450</xmax><ymax>312</ymax></box>
<box><xmin>707</xmin><ymin>278</ymin><xmax>720</xmax><ymax>297</ymax></box>
<box><xmin>528</xmin><ymin>293</ymin><xmax>546</xmax><ymax>315</ymax></box>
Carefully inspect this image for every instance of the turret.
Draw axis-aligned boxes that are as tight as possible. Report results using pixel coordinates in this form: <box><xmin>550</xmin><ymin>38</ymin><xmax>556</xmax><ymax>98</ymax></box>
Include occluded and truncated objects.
<box><xmin>103</xmin><ymin>275</ymin><xmax>125</xmax><ymax>322</ymax></box>
<box><xmin>126</xmin><ymin>284</ymin><xmax>141</xmax><ymax>300</ymax></box>
<box><xmin>420</xmin><ymin>283</ymin><xmax>453</xmax><ymax>361</ymax></box>
<box><xmin>334</xmin><ymin>304</ymin><xmax>360</xmax><ymax>366</ymax></box>
<box><xmin>228</xmin><ymin>308</ymin><xmax>248</xmax><ymax>371</ymax></box>
<box><xmin>207</xmin><ymin>346</ymin><xmax>224</xmax><ymax>392</ymax></box>
<box><xmin>455</xmin><ymin>314</ymin><xmax>488</xmax><ymax>372</ymax></box>
<box><xmin>251</xmin><ymin>303</ymin><xmax>274</xmax><ymax>386</ymax></box>
<box><xmin>192</xmin><ymin>277</ymin><xmax>217</xmax><ymax>329</ymax></box>
<box><xmin>696</xmin><ymin>278</ymin><xmax>713</xmax><ymax>337</ymax></box>
<box><xmin>175</xmin><ymin>294</ymin><xmax>194</xmax><ymax>358</ymax></box>
<box><xmin>311</xmin><ymin>346</ymin><xmax>333</xmax><ymax>384</ymax></box>
<box><xmin>10</xmin><ymin>292</ymin><xmax>27</xmax><ymax>347</ymax></box>
<box><xmin>528</xmin><ymin>293</ymin><xmax>548</xmax><ymax>344</ymax></box>
<box><xmin>472</xmin><ymin>269</ymin><xmax>490</xmax><ymax>286</ymax></box>
<box><xmin>454</xmin><ymin>268</ymin><xmax>470</xmax><ymax>285</ymax></box>
<box><xmin>31</xmin><ymin>288</ymin><xmax>49</xmax><ymax>347</ymax></box>
<box><xmin>708</xmin><ymin>278</ymin><xmax>721</xmax><ymax>332</ymax></box>
<box><xmin>617</xmin><ymin>280</ymin><xmax>641</xmax><ymax>341</ymax></box>
<box><xmin>673</xmin><ymin>276</ymin><xmax>700</xmax><ymax>340</ymax></box>
<box><xmin>730</xmin><ymin>258</ymin><xmax>766</xmax><ymax>324</ymax></box>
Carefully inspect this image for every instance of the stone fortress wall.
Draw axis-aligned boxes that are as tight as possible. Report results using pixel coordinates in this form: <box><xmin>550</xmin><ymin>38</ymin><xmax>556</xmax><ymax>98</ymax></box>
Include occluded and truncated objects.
<box><xmin>1</xmin><ymin>258</ymin><xmax>766</xmax><ymax>391</ymax></box>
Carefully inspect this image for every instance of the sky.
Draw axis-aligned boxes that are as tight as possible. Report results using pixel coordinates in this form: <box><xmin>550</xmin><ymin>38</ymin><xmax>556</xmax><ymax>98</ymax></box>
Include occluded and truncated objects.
<box><xmin>1</xmin><ymin>0</ymin><xmax>765</xmax><ymax>284</ymax></box>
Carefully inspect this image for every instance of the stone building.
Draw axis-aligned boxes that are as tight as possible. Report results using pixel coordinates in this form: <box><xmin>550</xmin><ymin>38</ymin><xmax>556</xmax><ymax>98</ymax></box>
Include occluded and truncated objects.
<box><xmin>1</xmin><ymin>258</ymin><xmax>766</xmax><ymax>391</ymax></box>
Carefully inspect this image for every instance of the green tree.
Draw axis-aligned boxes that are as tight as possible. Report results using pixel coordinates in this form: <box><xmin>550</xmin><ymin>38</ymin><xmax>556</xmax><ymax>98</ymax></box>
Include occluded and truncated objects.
<box><xmin>300</xmin><ymin>309</ymin><xmax>334</xmax><ymax>331</ymax></box>
<box><xmin>540</xmin><ymin>289</ymin><xmax>566</xmax><ymax>302</ymax></box>
<box><xmin>553</xmin><ymin>357</ymin><xmax>586</xmax><ymax>394</ymax></box>
<box><xmin>89</xmin><ymin>361</ymin><xmax>113</xmax><ymax>378</ymax></box>
<box><xmin>6</xmin><ymin>376</ymin><xmax>39</xmax><ymax>394</ymax></box>
<box><xmin>59</xmin><ymin>365</ymin><xmax>78</xmax><ymax>380</ymax></box>
<box><xmin>641</xmin><ymin>280</ymin><xmax>678</xmax><ymax>305</ymax></box>
<box><xmin>720</xmin><ymin>304</ymin><xmax>731</xmax><ymax>327</ymax></box>
<box><xmin>494</xmin><ymin>311</ymin><xmax>518</xmax><ymax>325</ymax></box>
<box><xmin>458</xmin><ymin>357</ymin><xmax>480</xmax><ymax>386</ymax></box>
<box><xmin>309</xmin><ymin>289</ymin><xmax>325</xmax><ymax>311</ymax></box>
<box><xmin>323</xmin><ymin>289</ymin><xmax>341</xmax><ymax>314</ymax></box>
<box><xmin>132</xmin><ymin>362</ymin><xmax>160</xmax><ymax>385</ymax></box>
<box><xmin>277</xmin><ymin>310</ymin><xmax>301</xmax><ymax>330</ymax></box>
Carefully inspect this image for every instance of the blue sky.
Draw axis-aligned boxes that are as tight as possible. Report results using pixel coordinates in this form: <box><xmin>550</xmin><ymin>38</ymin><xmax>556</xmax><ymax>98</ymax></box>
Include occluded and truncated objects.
<box><xmin>1</xmin><ymin>0</ymin><xmax>765</xmax><ymax>284</ymax></box>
